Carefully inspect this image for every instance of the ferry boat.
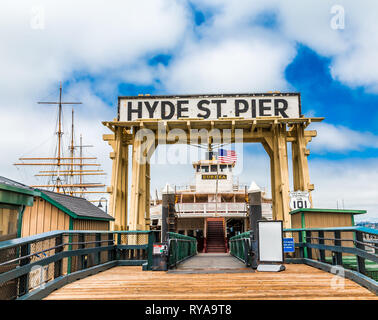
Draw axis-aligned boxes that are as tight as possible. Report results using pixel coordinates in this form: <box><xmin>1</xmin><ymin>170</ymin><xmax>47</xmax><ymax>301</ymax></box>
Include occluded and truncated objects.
<box><xmin>150</xmin><ymin>153</ymin><xmax>272</xmax><ymax>252</ymax></box>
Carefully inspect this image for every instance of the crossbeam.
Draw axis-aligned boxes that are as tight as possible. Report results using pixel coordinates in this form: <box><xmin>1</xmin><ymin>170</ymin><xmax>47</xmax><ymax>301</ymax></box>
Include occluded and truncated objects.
<box><xmin>31</xmin><ymin>184</ymin><xmax>105</xmax><ymax>188</ymax></box>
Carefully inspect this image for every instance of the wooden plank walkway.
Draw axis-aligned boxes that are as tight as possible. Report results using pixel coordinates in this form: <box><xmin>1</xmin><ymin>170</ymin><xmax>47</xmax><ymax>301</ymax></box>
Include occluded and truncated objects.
<box><xmin>45</xmin><ymin>264</ymin><xmax>377</xmax><ymax>300</ymax></box>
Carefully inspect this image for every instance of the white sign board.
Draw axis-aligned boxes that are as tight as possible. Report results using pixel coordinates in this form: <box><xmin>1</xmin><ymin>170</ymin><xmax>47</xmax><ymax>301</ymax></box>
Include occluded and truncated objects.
<box><xmin>119</xmin><ymin>93</ymin><xmax>301</xmax><ymax>121</ymax></box>
<box><xmin>289</xmin><ymin>191</ymin><xmax>311</xmax><ymax>210</ymax></box>
<box><xmin>153</xmin><ymin>244</ymin><xmax>166</xmax><ymax>254</ymax></box>
<box><xmin>258</xmin><ymin>221</ymin><xmax>283</xmax><ymax>263</ymax></box>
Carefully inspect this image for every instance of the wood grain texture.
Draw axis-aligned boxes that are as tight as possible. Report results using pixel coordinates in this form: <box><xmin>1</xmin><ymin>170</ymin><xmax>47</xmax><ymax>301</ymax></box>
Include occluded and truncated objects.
<box><xmin>45</xmin><ymin>264</ymin><xmax>377</xmax><ymax>300</ymax></box>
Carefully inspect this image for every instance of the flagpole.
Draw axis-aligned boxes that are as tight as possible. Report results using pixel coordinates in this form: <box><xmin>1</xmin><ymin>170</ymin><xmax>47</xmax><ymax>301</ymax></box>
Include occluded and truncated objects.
<box><xmin>215</xmin><ymin>155</ymin><xmax>218</xmax><ymax>217</ymax></box>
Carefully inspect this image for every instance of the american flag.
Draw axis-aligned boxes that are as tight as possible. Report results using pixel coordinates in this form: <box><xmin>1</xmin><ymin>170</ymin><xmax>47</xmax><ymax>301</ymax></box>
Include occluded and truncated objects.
<box><xmin>218</xmin><ymin>149</ymin><xmax>237</xmax><ymax>163</ymax></box>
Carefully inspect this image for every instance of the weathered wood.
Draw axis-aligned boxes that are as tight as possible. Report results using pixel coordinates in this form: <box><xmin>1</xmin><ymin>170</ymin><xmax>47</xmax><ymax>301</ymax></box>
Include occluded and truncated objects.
<box><xmin>44</xmin><ymin>264</ymin><xmax>377</xmax><ymax>300</ymax></box>
<box><xmin>107</xmin><ymin>127</ymin><xmax>128</xmax><ymax>231</ymax></box>
<box><xmin>272</xmin><ymin>124</ymin><xmax>291</xmax><ymax>228</ymax></box>
<box><xmin>129</xmin><ymin>129</ymin><xmax>156</xmax><ymax>231</ymax></box>
<box><xmin>291</xmin><ymin>123</ymin><xmax>313</xmax><ymax>205</ymax></box>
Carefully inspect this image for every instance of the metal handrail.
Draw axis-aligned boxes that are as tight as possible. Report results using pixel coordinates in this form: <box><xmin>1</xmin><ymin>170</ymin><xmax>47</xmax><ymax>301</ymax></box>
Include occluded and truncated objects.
<box><xmin>283</xmin><ymin>226</ymin><xmax>378</xmax><ymax>284</ymax></box>
<box><xmin>0</xmin><ymin>230</ymin><xmax>158</xmax><ymax>300</ymax></box>
<box><xmin>0</xmin><ymin>230</ymin><xmax>151</xmax><ymax>251</ymax></box>
<box><xmin>284</xmin><ymin>226</ymin><xmax>378</xmax><ymax>235</ymax></box>
<box><xmin>167</xmin><ymin>232</ymin><xmax>197</xmax><ymax>268</ymax></box>
<box><xmin>228</xmin><ymin>231</ymin><xmax>252</xmax><ymax>265</ymax></box>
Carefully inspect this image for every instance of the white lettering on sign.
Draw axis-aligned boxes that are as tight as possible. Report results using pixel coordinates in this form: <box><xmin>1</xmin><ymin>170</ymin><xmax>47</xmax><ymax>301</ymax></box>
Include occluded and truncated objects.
<box><xmin>119</xmin><ymin>94</ymin><xmax>301</xmax><ymax>121</ymax></box>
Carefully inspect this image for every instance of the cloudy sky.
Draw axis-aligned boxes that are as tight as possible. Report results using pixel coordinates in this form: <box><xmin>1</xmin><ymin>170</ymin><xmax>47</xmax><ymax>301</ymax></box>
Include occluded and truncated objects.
<box><xmin>0</xmin><ymin>0</ymin><xmax>377</xmax><ymax>221</ymax></box>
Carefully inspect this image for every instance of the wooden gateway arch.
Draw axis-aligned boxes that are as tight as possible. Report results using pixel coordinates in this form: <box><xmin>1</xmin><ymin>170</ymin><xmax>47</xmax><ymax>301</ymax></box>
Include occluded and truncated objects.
<box><xmin>102</xmin><ymin>93</ymin><xmax>323</xmax><ymax>231</ymax></box>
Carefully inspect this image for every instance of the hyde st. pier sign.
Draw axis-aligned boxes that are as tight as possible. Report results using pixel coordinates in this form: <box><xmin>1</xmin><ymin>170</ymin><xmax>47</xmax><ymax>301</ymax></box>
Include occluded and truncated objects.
<box><xmin>118</xmin><ymin>93</ymin><xmax>301</xmax><ymax>121</ymax></box>
<box><xmin>105</xmin><ymin>92</ymin><xmax>322</xmax><ymax>231</ymax></box>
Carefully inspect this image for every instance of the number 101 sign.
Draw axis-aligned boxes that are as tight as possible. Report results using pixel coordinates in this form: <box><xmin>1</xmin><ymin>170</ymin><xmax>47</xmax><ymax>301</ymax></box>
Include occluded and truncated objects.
<box><xmin>289</xmin><ymin>191</ymin><xmax>311</xmax><ymax>210</ymax></box>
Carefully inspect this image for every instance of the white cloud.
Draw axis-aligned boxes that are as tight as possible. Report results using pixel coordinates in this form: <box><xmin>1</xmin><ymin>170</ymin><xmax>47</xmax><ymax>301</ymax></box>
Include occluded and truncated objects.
<box><xmin>310</xmin><ymin>159</ymin><xmax>378</xmax><ymax>221</ymax></box>
<box><xmin>0</xmin><ymin>0</ymin><xmax>190</xmax><ymax>202</ymax></box>
<box><xmin>161</xmin><ymin>33</ymin><xmax>296</xmax><ymax>94</ymax></box>
<box><xmin>0</xmin><ymin>0</ymin><xmax>190</xmax><ymax>101</ymax></box>
<box><xmin>189</xmin><ymin>0</ymin><xmax>378</xmax><ymax>92</ymax></box>
<box><xmin>310</xmin><ymin>122</ymin><xmax>378</xmax><ymax>152</ymax></box>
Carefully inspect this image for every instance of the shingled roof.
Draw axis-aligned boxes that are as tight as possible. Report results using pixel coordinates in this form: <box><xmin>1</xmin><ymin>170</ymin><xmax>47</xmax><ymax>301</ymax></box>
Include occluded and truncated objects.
<box><xmin>38</xmin><ymin>189</ymin><xmax>114</xmax><ymax>221</ymax></box>
<box><xmin>0</xmin><ymin>176</ymin><xmax>37</xmax><ymax>195</ymax></box>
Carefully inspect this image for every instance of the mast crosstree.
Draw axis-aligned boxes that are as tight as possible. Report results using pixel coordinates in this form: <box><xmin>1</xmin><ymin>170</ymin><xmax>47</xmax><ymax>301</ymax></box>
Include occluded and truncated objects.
<box><xmin>14</xmin><ymin>83</ymin><xmax>107</xmax><ymax>198</ymax></box>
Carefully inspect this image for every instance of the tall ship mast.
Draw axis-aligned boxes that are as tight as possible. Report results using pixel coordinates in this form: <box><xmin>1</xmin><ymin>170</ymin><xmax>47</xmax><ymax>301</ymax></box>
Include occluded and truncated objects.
<box><xmin>14</xmin><ymin>83</ymin><xmax>107</xmax><ymax>198</ymax></box>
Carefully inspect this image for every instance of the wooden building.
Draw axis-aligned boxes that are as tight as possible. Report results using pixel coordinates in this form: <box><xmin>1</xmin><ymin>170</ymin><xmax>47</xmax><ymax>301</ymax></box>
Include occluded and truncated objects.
<box><xmin>290</xmin><ymin>208</ymin><xmax>366</xmax><ymax>229</ymax></box>
<box><xmin>290</xmin><ymin>208</ymin><xmax>367</xmax><ymax>258</ymax></box>
<box><xmin>21</xmin><ymin>189</ymin><xmax>114</xmax><ymax>237</ymax></box>
<box><xmin>0</xmin><ymin>176</ymin><xmax>38</xmax><ymax>242</ymax></box>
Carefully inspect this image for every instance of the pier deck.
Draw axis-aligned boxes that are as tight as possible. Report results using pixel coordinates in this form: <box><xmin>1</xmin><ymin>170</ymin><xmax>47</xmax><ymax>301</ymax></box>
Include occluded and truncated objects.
<box><xmin>45</xmin><ymin>263</ymin><xmax>377</xmax><ymax>300</ymax></box>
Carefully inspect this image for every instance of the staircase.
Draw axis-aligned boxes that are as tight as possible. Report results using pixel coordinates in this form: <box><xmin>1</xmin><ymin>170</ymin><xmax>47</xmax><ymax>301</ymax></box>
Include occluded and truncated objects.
<box><xmin>206</xmin><ymin>218</ymin><xmax>227</xmax><ymax>253</ymax></box>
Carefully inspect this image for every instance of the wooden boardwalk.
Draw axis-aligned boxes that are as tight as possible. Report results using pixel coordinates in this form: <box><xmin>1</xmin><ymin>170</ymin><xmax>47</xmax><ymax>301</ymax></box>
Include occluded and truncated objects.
<box><xmin>45</xmin><ymin>264</ymin><xmax>377</xmax><ymax>300</ymax></box>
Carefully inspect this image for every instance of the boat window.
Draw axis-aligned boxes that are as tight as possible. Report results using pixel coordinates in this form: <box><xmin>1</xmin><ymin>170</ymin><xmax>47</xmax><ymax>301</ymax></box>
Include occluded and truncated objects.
<box><xmin>196</xmin><ymin>165</ymin><xmax>200</xmax><ymax>172</ymax></box>
<box><xmin>201</xmin><ymin>166</ymin><xmax>209</xmax><ymax>172</ymax></box>
<box><xmin>220</xmin><ymin>165</ymin><xmax>227</xmax><ymax>172</ymax></box>
<box><xmin>210</xmin><ymin>165</ymin><xmax>217</xmax><ymax>172</ymax></box>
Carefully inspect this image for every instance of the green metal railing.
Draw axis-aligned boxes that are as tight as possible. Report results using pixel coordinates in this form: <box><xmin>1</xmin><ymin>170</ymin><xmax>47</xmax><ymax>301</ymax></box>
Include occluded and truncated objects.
<box><xmin>167</xmin><ymin>232</ymin><xmax>197</xmax><ymax>268</ymax></box>
<box><xmin>0</xmin><ymin>230</ymin><xmax>158</xmax><ymax>300</ymax></box>
<box><xmin>283</xmin><ymin>226</ymin><xmax>378</xmax><ymax>293</ymax></box>
<box><xmin>229</xmin><ymin>231</ymin><xmax>252</xmax><ymax>266</ymax></box>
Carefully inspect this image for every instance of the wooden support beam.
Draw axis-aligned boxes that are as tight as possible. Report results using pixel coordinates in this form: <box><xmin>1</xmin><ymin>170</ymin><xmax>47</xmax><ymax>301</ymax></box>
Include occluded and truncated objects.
<box><xmin>108</xmin><ymin>127</ymin><xmax>128</xmax><ymax>231</ymax></box>
<box><xmin>250</xmin><ymin>119</ymin><xmax>257</xmax><ymax>133</ymax></box>
<box><xmin>129</xmin><ymin>128</ymin><xmax>157</xmax><ymax>231</ymax></box>
<box><xmin>291</xmin><ymin>123</ymin><xmax>314</xmax><ymax>206</ymax></box>
<box><xmin>271</xmin><ymin>123</ymin><xmax>291</xmax><ymax>228</ymax></box>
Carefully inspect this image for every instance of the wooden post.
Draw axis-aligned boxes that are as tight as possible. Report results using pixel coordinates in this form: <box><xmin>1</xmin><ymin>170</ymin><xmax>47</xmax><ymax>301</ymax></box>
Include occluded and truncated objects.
<box><xmin>271</xmin><ymin>123</ymin><xmax>291</xmax><ymax>229</ymax></box>
<box><xmin>291</xmin><ymin>123</ymin><xmax>314</xmax><ymax>205</ymax></box>
<box><xmin>145</xmin><ymin>161</ymin><xmax>151</xmax><ymax>230</ymax></box>
<box><xmin>355</xmin><ymin>231</ymin><xmax>366</xmax><ymax>275</ymax></box>
<box><xmin>129</xmin><ymin>128</ymin><xmax>156</xmax><ymax>231</ymax></box>
<box><xmin>107</xmin><ymin>127</ymin><xmax>128</xmax><ymax>231</ymax></box>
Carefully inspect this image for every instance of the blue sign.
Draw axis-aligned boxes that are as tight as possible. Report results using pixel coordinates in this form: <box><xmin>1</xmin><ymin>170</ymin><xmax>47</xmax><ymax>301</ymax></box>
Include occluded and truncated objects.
<box><xmin>283</xmin><ymin>238</ymin><xmax>295</xmax><ymax>253</ymax></box>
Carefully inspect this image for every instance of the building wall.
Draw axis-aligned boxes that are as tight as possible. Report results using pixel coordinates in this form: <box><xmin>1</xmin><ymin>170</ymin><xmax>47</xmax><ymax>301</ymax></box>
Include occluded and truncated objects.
<box><xmin>290</xmin><ymin>212</ymin><xmax>355</xmax><ymax>258</ymax></box>
<box><xmin>177</xmin><ymin>218</ymin><xmax>204</xmax><ymax>235</ymax></box>
<box><xmin>73</xmin><ymin>219</ymin><xmax>109</xmax><ymax>231</ymax></box>
<box><xmin>290</xmin><ymin>212</ymin><xmax>302</xmax><ymax>229</ymax></box>
<box><xmin>22</xmin><ymin>197</ymin><xmax>70</xmax><ymax>237</ymax></box>
<box><xmin>21</xmin><ymin>197</ymin><xmax>111</xmax><ymax>237</ymax></box>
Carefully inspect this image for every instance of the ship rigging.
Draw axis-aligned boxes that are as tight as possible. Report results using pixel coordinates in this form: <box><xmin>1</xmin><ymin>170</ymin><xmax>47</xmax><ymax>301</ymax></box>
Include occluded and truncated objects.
<box><xmin>14</xmin><ymin>83</ymin><xmax>107</xmax><ymax>199</ymax></box>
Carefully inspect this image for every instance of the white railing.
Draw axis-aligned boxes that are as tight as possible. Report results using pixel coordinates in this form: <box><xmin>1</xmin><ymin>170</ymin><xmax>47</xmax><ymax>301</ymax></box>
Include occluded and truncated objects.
<box><xmin>169</xmin><ymin>183</ymin><xmax>250</xmax><ymax>193</ymax></box>
<box><xmin>176</xmin><ymin>202</ymin><xmax>247</xmax><ymax>214</ymax></box>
